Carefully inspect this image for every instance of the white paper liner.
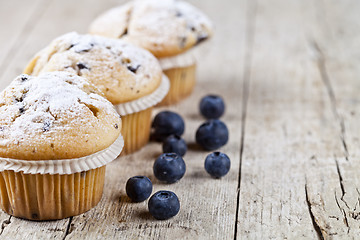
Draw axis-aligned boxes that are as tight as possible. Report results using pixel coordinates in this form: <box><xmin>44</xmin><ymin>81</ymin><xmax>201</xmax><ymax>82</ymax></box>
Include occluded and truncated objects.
<box><xmin>0</xmin><ymin>134</ymin><xmax>124</xmax><ymax>175</ymax></box>
<box><xmin>158</xmin><ymin>49</ymin><xmax>196</xmax><ymax>70</ymax></box>
<box><xmin>114</xmin><ymin>74</ymin><xmax>170</xmax><ymax>116</ymax></box>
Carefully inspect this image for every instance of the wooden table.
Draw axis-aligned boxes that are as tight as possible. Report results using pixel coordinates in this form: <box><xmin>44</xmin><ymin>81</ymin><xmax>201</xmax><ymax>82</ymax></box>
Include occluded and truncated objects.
<box><xmin>0</xmin><ymin>0</ymin><xmax>359</xmax><ymax>239</ymax></box>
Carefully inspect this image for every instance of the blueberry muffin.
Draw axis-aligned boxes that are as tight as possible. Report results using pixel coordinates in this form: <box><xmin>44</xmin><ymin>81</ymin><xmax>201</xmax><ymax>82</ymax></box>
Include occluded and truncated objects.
<box><xmin>89</xmin><ymin>0</ymin><xmax>213</xmax><ymax>105</ymax></box>
<box><xmin>0</xmin><ymin>72</ymin><xmax>123</xmax><ymax>220</ymax></box>
<box><xmin>24</xmin><ymin>32</ymin><xmax>169</xmax><ymax>155</ymax></box>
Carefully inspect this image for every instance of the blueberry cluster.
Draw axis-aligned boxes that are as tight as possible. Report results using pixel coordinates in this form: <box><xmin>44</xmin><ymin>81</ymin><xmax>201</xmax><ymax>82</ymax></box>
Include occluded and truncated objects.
<box><xmin>125</xmin><ymin>94</ymin><xmax>230</xmax><ymax>220</ymax></box>
<box><xmin>125</xmin><ymin>176</ymin><xmax>180</xmax><ymax>220</ymax></box>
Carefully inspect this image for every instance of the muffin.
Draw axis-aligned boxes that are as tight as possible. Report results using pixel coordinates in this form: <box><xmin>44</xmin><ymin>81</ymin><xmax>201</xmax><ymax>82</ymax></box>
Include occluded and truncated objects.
<box><xmin>89</xmin><ymin>0</ymin><xmax>213</xmax><ymax>105</ymax></box>
<box><xmin>24</xmin><ymin>32</ymin><xmax>169</xmax><ymax>155</ymax></box>
<box><xmin>0</xmin><ymin>72</ymin><xmax>123</xmax><ymax>220</ymax></box>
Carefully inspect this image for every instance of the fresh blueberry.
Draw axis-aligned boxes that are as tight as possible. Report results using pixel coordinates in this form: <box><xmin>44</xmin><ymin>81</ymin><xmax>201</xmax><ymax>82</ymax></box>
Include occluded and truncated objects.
<box><xmin>148</xmin><ymin>191</ymin><xmax>180</xmax><ymax>220</ymax></box>
<box><xmin>205</xmin><ymin>152</ymin><xmax>231</xmax><ymax>178</ymax></box>
<box><xmin>196</xmin><ymin>119</ymin><xmax>229</xmax><ymax>150</ymax></box>
<box><xmin>152</xmin><ymin>111</ymin><xmax>185</xmax><ymax>142</ymax></box>
<box><xmin>125</xmin><ymin>176</ymin><xmax>153</xmax><ymax>202</ymax></box>
<box><xmin>162</xmin><ymin>135</ymin><xmax>187</xmax><ymax>157</ymax></box>
<box><xmin>200</xmin><ymin>95</ymin><xmax>225</xmax><ymax>119</ymax></box>
<box><xmin>153</xmin><ymin>153</ymin><xmax>186</xmax><ymax>183</ymax></box>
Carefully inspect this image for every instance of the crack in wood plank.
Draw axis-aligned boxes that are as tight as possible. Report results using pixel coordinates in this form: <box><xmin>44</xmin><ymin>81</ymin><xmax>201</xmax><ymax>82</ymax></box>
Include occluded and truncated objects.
<box><xmin>0</xmin><ymin>216</ymin><xmax>11</xmax><ymax>236</ymax></box>
<box><xmin>234</xmin><ymin>0</ymin><xmax>257</xmax><ymax>239</ymax></box>
<box><xmin>62</xmin><ymin>217</ymin><xmax>73</xmax><ymax>240</ymax></box>
<box><xmin>310</xmin><ymin>40</ymin><xmax>349</xmax><ymax>161</ymax></box>
<box><xmin>302</xmin><ymin>1</ymin><xmax>360</xmax><ymax>238</ymax></box>
<box><xmin>334</xmin><ymin>192</ymin><xmax>350</xmax><ymax>234</ymax></box>
<box><xmin>305</xmin><ymin>184</ymin><xmax>325</xmax><ymax>240</ymax></box>
<box><xmin>352</xmin><ymin>189</ymin><xmax>360</xmax><ymax>220</ymax></box>
<box><xmin>334</xmin><ymin>158</ymin><xmax>350</xmax><ymax>210</ymax></box>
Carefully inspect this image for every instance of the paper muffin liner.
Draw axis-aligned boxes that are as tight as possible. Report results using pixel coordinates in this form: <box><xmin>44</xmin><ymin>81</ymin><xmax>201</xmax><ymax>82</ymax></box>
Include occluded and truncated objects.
<box><xmin>157</xmin><ymin>64</ymin><xmax>197</xmax><ymax>106</ymax></box>
<box><xmin>120</xmin><ymin>107</ymin><xmax>153</xmax><ymax>155</ymax></box>
<box><xmin>158</xmin><ymin>49</ymin><xmax>196</xmax><ymax>70</ymax></box>
<box><xmin>114</xmin><ymin>74</ymin><xmax>170</xmax><ymax>116</ymax></box>
<box><xmin>0</xmin><ymin>134</ymin><xmax>124</xmax><ymax>175</ymax></box>
<box><xmin>0</xmin><ymin>166</ymin><xmax>105</xmax><ymax>220</ymax></box>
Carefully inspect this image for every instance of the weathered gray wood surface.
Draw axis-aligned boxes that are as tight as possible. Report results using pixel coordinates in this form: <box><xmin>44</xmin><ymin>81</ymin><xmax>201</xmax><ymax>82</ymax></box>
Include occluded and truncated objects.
<box><xmin>0</xmin><ymin>0</ymin><xmax>359</xmax><ymax>239</ymax></box>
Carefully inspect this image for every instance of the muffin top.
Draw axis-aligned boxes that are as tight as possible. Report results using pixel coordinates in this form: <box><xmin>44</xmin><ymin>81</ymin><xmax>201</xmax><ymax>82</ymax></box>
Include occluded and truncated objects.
<box><xmin>89</xmin><ymin>0</ymin><xmax>213</xmax><ymax>58</ymax></box>
<box><xmin>24</xmin><ymin>32</ymin><xmax>162</xmax><ymax>104</ymax></box>
<box><xmin>0</xmin><ymin>72</ymin><xmax>121</xmax><ymax>160</ymax></box>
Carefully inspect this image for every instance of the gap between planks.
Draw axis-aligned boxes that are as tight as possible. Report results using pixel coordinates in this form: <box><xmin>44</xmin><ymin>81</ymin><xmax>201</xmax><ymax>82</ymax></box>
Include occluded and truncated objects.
<box><xmin>233</xmin><ymin>0</ymin><xmax>257</xmax><ymax>239</ymax></box>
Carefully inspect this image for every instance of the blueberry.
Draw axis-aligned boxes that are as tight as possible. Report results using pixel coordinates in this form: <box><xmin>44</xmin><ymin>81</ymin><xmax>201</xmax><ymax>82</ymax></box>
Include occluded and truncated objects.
<box><xmin>196</xmin><ymin>34</ymin><xmax>209</xmax><ymax>46</ymax></box>
<box><xmin>148</xmin><ymin>191</ymin><xmax>180</xmax><ymax>220</ymax></box>
<box><xmin>77</xmin><ymin>62</ymin><xmax>89</xmax><ymax>70</ymax></box>
<box><xmin>199</xmin><ymin>95</ymin><xmax>225</xmax><ymax>119</ymax></box>
<box><xmin>125</xmin><ymin>176</ymin><xmax>153</xmax><ymax>202</ymax></box>
<box><xmin>196</xmin><ymin>119</ymin><xmax>229</xmax><ymax>150</ymax></box>
<box><xmin>127</xmin><ymin>64</ymin><xmax>140</xmax><ymax>74</ymax></box>
<box><xmin>152</xmin><ymin>111</ymin><xmax>185</xmax><ymax>142</ymax></box>
<box><xmin>205</xmin><ymin>152</ymin><xmax>231</xmax><ymax>178</ymax></box>
<box><xmin>162</xmin><ymin>135</ymin><xmax>187</xmax><ymax>157</ymax></box>
<box><xmin>42</xmin><ymin>120</ymin><xmax>51</xmax><ymax>132</ymax></box>
<box><xmin>153</xmin><ymin>153</ymin><xmax>186</xmax><ymax>183</ymax></box>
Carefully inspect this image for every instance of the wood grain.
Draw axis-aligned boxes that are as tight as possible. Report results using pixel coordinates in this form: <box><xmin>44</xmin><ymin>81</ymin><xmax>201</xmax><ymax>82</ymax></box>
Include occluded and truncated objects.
<box><xmin>236</xmin><ymin>0</ymin><xmax>333</xmax><ymax>238</ymax></box>
<box><xmin>302</xmin><ymin>0</ymin><xmax>360</xmax><ymax>238</ymax></box>
<box><xmin>0</xmin><ymin>0</ymin><xmax>47</xmax><ymax>80</ymax></box>
<box><xmin>0</xmin><ymin>0</ymin><xmax>359</xmax><ymax>239</ymax></box>
<box><xmin>236</xmin><ymin>0</ymin><xmax>360</xmax><ymax>239</ymax></box>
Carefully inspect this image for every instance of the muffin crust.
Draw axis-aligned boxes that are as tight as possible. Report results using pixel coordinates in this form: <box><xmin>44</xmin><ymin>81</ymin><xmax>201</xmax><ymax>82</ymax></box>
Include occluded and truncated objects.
<box><xmin>89</xmin><ymin>0</ymin><xmax>213</xmax><ymax>57</ymax></box>
<box><xmin>0</xmin><ymin>72</ymin><xmax>121</xmax><ymax>160</ymax></box>
<box><xmin>24</xmin><ymin>32</ymin><xmax>162</xmax><ymax>104</ymax></box>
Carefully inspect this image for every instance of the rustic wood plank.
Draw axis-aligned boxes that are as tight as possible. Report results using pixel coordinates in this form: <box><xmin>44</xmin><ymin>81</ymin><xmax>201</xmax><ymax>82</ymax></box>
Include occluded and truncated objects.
<box><xmin>310</xmin><ymin>0</ymin><xmax>360</xmax><ymax>161</ymax></box>
<box><xmin>302</xmin><ymin>0</ymin><xmax>360</xmax><ymax>238</ymax></box>
<box><xmin>235</xmin><ymin>0</ymin><xmax>350</xmax><ymax>238</ymax></box>
<box><xmin>0</xmin><ymin>0</ymin><xmax>47</xmax><ymax>83</ymax></box>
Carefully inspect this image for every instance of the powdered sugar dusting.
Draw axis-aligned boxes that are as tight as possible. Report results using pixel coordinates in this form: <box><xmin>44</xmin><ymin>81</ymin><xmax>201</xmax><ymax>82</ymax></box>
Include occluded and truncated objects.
<box><xmin>33</xmin><ymin>32</ymin><xmax>160</xmax><ymax>84</ymax></box>
<box><xmin>89</xmin><ymin>0</ymin><xmax>213</xmax><ymax>57</ymax></box>
<box><xmin>132</xmin><ymin>0</ymin><xmax>213</xmax><ymax>39</ymax></box>
<box><xmin>28</xmin><ymin>32</ymin><xmax>162</xmax><ymax>103</ymax></box>
<box><xmin>0</xmin><ymin>72</ymin><xmax>118</xmax><ymax>147</ymax></box>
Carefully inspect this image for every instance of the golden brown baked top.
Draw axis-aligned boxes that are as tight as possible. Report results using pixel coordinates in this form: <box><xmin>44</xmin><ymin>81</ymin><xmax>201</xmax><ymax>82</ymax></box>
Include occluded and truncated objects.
<box><xmin>0</xmin><ymin>72</ymin><xmax>121</xmax><ymax>160</ymax></box>
<box><xmin>89</xmin><ymin>0</ymin><xmax>213</xmax><ymax>58</ymax></box>
<box><xmin>24</xmin><ymin>32</ymin><xmax>162</xmax><ymax>104</ymax></box>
